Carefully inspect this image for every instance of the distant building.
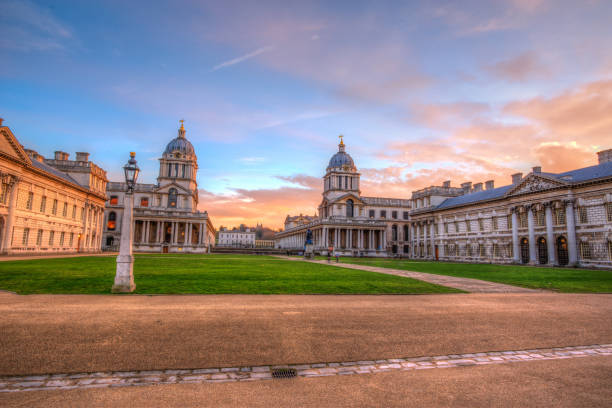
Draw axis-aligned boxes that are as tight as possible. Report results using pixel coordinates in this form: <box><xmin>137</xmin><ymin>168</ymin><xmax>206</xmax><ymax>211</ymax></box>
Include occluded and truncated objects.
<box><xmin>218</xmin><ymin>227</ymin><xmax>256</xmax><ymax>247</ymax></box>
<box><xmin>0</xmin><ymin>119</ymin><xmax>107</xmax><ymax>255</ymax></box>
<box><xmin>102</xmin><ymin>122</ymin><xmax>215</xmax><ymax>253</ymax></box>
<box><xmin>275</xmin><ymin>136</ymin><xmax>612</xmax><ymax>268</ymax></box>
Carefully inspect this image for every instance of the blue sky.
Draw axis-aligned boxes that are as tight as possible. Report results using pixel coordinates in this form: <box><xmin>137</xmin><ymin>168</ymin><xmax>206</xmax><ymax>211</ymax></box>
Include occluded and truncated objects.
<box><xmin>1</xmin><ymin>0</ymin><xmax>611</xmax><ymax>227</ymax></box>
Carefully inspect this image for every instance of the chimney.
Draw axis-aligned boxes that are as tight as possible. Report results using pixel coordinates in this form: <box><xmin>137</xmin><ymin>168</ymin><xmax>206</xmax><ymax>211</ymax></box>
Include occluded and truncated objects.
<box><xmin>76</xmin><ymin>152</ymin><xmax>90</xmax><ymax>162</ymax></box>
<box><xmin>532</xmin><ymin>166</ymin><xmax>541</xmax><ymax>174</ymax></box>
<box><xmin>597</xmin><ymin>149</ymin><xmax>612</xmax><ymax>164</ymax></box>
<box><xmin>473</xmin><ymin>182</ymin><xmax>483</xmax><ymax>192</ymax></box>
<box><xmin>485</xmin><ymin>180</ymin><xmax>494</xmax><ymax>190</ymax></box>
<box><xmin>0</xmin><ymin>118</ymin><xmax>4</xmax><ymax>126</ymax></box>
<box><xmin>442</xmin><ymin>180</ymin><xmax>451</xmax><ymax>188</ymax></box>
<box><xmin>512</xmin><ymin>173</ymin><xmax>523</xmax><ymax>184</ymax></box>
<box><xmin>460</xmin><ymin>182</ymin><xmax>472</xmax><ymax>194</ymax></box>
<box><xmin>54</xmin><ymin>151</ymin><xmax>69</xmax><ymax>161</ymax></box>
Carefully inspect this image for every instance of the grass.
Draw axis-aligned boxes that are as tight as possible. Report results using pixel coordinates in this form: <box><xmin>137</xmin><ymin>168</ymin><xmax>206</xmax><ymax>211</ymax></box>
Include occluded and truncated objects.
<box><xmin>326</xmin><ymin>257</ymin><xmax>612</xmax><ymax>293</ymax></box>
<box><xmin>0</xmin><ymin>254</ymin><xmax>461</xmax><ymax>295</ymax></box>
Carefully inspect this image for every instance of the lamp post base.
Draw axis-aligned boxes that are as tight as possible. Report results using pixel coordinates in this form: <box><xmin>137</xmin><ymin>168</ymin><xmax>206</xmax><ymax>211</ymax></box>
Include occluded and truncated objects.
<box><xmin>112</xmin><ymin>255</ymin><xmax>136</xmax><ymax>293</ymax></box>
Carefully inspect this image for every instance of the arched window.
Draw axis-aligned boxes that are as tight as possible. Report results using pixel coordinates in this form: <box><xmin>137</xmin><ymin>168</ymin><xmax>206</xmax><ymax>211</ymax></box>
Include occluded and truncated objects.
<box><xmin>346</xmin><ymin>199</ymin><xmax>354</xmax><ymax>218</ymax></box>
<box><xmin>107</xmin><ymin>212</ymin><xmax>116</xmax><ymax>231</ymax></box>
<box><xmin>168</xmin><ymin>188</ymin><xmax>178</xmax><ymax>208</ymax></box>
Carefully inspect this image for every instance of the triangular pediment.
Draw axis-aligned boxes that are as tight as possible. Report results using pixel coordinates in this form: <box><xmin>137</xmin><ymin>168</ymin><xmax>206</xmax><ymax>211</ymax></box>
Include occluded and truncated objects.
<box><xmin>155</xmin><ymin>182</ymin><xmax>192</xmax><ymax>194</ymax></box>
<box><xmin>0</xmin><ymin>127</ymin><xmax>32</xmax><ymax>165</ymax></box>
<box><xmin>505</xmin><ymin>174</ymin><xmax>567</xmax><ymax>197</ymax></box>
<box><xmin>326</xmin><ymin>192</ymin><xmax>365</xmax><ymax>205</ymax></box>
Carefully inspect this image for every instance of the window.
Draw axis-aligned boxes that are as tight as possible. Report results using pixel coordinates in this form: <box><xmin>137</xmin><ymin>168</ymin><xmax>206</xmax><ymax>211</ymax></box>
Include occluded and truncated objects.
<box><xmin>69</xmin><ymin>233</ymin><xmax>74</xmax><ymax>247</ymax></box>
<box><xmin>519</xmin><ymin>212</ymin><xmax>528</xmax><ymax>228</ymax></box>
<box><xmin>140</xmin><ymin>197</ymin><xmax>149</xmax><ymax>207</ymax></box>
<box><xmin>72</xmin><ymin>205</ymin><xmax>76</xmax><ymax>219</ymax></box>
<box><xmin>107</xmin><ymin>212</ymin><xmax>117</xmax><ymax>231</ymax></box>
<box><xmin>48</xmin><ymin>231</ymin><xmax>55</xmax><ymax>246</ymax></box>
<box><xmin>182</xmin><ymin>164</ymin><xmax>185</xmax><ymax>178</ymax></box>
<box><xmin>168</xmin><ymin>188</ymin><xmax>178</xmax><ymax>208</ymax></box>
<box><xmin>444</xmin><ymin>223</ymin><xmax>448</xmax><ymax>233</ymax></box>
<box><xmin>110</xmin><ymin>196</ymin><xmax>118</xmax><ymax>205</ymax></box>
<box><xmin>507</xmin><ymin>214</ymin><xmax>512</xmax><ymax>229</ymax></box>
<box><xmin>536</xmin><ymin>210</ymin><xmax>545</xmax><ymax>227</ymax></box>
<box><xmin>22</xmin><ymin>228</ymin><xmax>30</xmax><ymax>245</ymax></box>
<box><xmin>580</xmin><ymin>241</ymin><xmax>591</xmax><ymax>260</ymax></box>
<box><xmin>607</xmin><ymin>203</ymin><xmax>612</xmax><ymax>222</ymax></box>
<box><xmin>493</xmin><ymin>244</ymin><xmax>501</xmax><ymax>258</ymax></box>
<box><xmin>579</xmin><ymin>207</ymin><xmax>588</xmax><ymax>224</ymax></box>
<box><xmin>478</xmin><ymin>218</ymin><xmax>484</xmax><ymax>231</ymax></box>
<box><xmin>466</xmin><ymin>220</ymin><xmax>471</xmax><ymax>232</ymax></box>
<box><xmin>492</xmin><ymin>217</ymin><xmax>498</xmax><ymax>230</ymax></box>
<box><xmin>480</xmin><ymin>244</ymin><xmax>486</xmax><ymax>257</ymax></box>
<box><xmin>554</xmin><ymin>207</ymin><xmax>566</xmax><ymax>225</ymax></box>
<box><xmin>26</xmin><ymin>192</ymin><xmax>33</xmax><ymax>210</ymax></box>
<box><xmin>62</xmin><ymin>202</ymin><xmax>68</xmax><ymax>217</ymax></box>
<box><xmin>0</xmin><ymin>183</ymin><xmax>8</xmax><ymax>204</ymax></box>
<box><xmin>36</xmin><ymin>229</ymin><xmax>43</xmax><ymax>246</ymax></box>
<box><xmin>454</xmin><ymin>221</ymin><xmax>459</xmax><ymax>233</ymax></box>
<box><xmin>60</xmin><ymin>232</ymin><xmax>65</xmax><ymax>246</ymax></box>
<box><xmin>392</xmin><ymin>225</ymin><xmax>398</xmax><ymax>241</ymax></box>
<box><xmin>403</xmin><ymin>224</ymin><xmax>409</xmax><ymax>241</ymax></box>
<box><xmin>52</xmin><ymin>199</ymin><xmax>58</xmax><ymax>215</ymax></box>
<box><xmin>380</xmin><ymin>210</ymin><xmax>386</xmax><ymax>218</ymax></box>
<box><xmin>392</xmin><ymin>211</ymin><xmax>398</xmax><ymax>219</ymax></box>
<box><xmin>369</xmin><ymin>210</ymin><xmax>375</xmax><ymax>218</ymax></box>
<box><xmin>40</xmin><ymin>196</ymin><xmax>46</xmax><ymax>212</ymax></box>
<box><xmin>403</xmin><ymin>211</ymin><xmax>409</xmax><ymax>220</ymax></box>
<box><xmin>467</xmin><ymin>244</ymin><xmax>472</xmax><ymax>257</ymax></box>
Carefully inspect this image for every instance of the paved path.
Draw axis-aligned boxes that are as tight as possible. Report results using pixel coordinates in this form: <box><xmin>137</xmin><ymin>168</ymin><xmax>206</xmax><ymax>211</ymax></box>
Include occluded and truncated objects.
<box><xmin>276</xmin><ymin>256</ymin><xmax>539</xmax><ymax>293</ymax></box>
<box><xmin>0</xmin><ymin>253</ymin><xmax>117</xmax><ymax>261</ymax></box>
<box><xmin>1</xmin><ymin>343</ymin><xmax>610</xmax><ymax>393</ymax></box>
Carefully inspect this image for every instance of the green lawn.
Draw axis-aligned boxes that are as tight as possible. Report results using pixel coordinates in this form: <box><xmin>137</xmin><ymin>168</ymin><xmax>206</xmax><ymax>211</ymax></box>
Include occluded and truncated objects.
<box><xmin>0</xmin><ymin>254</ymin><xmax>461</xmax><ymax>295</ymax></box>
<box><xmin>328</xmin><ymin>257</ymin><xmax>612</xmax><ymax>293</ymax></box>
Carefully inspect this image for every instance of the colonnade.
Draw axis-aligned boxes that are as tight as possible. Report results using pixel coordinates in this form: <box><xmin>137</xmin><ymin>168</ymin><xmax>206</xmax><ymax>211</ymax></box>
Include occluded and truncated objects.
<box><xmin>278</xmin><ymin>226</ymin><xmax>387</xmax><ymax>252</ymax></box>
<box><xmin>134</xmin><ymin>219</ymin><xmax>208</xmax><ymax>247</ymax></box>
<box><xmin>410</xmin><ymin>219</ymin><xmax>436</xmax><ymax>258</ymax></box>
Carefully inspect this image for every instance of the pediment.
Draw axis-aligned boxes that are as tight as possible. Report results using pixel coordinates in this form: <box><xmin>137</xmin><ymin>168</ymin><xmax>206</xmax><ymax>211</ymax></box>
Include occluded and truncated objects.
<box><xmin>327</xmin><ymin>193</ymin><xmax>365</xmax><ymax>205</ymax></box>
<box><xmin>506</xmin><ymin>174</ymin><xmax>567</xmax><ymax>197</ymax></box>
<box><xmin>0</xmin><ymin>127</ymin><xmax>32</xmax><ymax>165</ymax></box>
<box><xmin>156</xmin><ymin>182</ymin><xmax>192</xmax><ymax>194</ymax></box>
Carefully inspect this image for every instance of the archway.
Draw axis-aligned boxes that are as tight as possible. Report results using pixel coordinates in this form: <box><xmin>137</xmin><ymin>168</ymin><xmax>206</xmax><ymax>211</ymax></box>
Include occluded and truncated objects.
<box><xmin>520</xmin><ymin>238</ymin><xmax>529</xmax><ymax>264</ymax></box>
<box><xmin>557</xmin><ymin>236</ymin><xmax>569</xmax><ymax>266</ymax></box>
<box><xmin>537</xmin><ymin>237</ymin><xmax>548</xmax><ymax>265</ymax></box>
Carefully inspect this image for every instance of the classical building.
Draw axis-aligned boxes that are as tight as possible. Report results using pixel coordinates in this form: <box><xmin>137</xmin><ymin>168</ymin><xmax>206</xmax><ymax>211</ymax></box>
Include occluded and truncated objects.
<box><xmin>102</xmin><ymin>122</ymin><xmax>215</xmax><ymax>253</ymax></box>
<box><xmin>218</xmin><ymin>227</ymin><xmax>256</xmax><ymax>247</ymax></box>
<box><xmin>0</xmin><ymin>119</ymin><xmax>107</xmax><ymax>255</ymax></box>
<box><xmin>275</xmin><ymin>137</ymin><xmax>411</xmax><ymax>256</ymax></box>
<box><xmin>410</xmin><ymin>151</ymin><xmax>612</xmax><ymax>269</ymax></box>
<box><xmin>274</xmin><ymin>136</ymin><xmax>612</xmax><ymax>268</ymax></box>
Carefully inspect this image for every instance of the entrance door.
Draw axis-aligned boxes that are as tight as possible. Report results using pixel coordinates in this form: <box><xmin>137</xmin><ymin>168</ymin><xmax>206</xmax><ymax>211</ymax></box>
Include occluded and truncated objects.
<box><xmin>435</xmin><ymin>245</ymin><xmax>439</xmax><ymax>260</ymax></box>
<box><xmin>537</xmin><ymin>237</ymin><xmax>548</xmax><ymax>265</ymax></box>
<box><xmin>557</xmin><ymin>236</ymin><xmax>569</xmax><ymax>266</ymax></box>
<box><xmin>520</xmin><ymin>238</ymin><xmax>529</xmax><ymax>264</ymax></box>
<box><xmin>162</xmin><ymin>245</ymin><xmax>169</xmax><ymax>254</ymax></box>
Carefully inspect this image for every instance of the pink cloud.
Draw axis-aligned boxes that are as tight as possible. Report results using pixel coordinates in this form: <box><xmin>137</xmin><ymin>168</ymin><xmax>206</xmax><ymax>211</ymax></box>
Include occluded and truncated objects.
<box><xmin>486</xmin><ymin>51</ymin><xmax>551</xmax><ymax>82</ymax></box>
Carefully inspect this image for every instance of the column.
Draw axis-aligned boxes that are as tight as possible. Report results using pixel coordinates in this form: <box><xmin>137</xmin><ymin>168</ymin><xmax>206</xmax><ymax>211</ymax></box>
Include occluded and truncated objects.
<box><xmin>348</xmin><ymin>229</ymin><xmax>352</xmax><ymax>249</ymax></box>
<box><xmin>416</xmin><ymin>223</ymin><xmax>421</xmax><ymax>257</ymax></box>
<box><xmin>171</xmin><ymin>222</ymin><xmax>176</xmax><ymax>244</ymax></box>
<box><xmin>512</xmin><ymin>208</ymin><xmax>519</xmax><ymax>263</ymax></box>
<box><xmin>527</xmin><ymin>205</ymin><xmax>536</xmax><ymax>264</ymax></box>
<box><xmin>382</xmin><ymin>229</ymin><xmax>386</xmax><ymax>250</ymax></box>
<box><xmin>566</xmin><ymin>199</ymin><xmax>578</xmax><ymax>266</ymax></box>
<box><xmin>430</xmin><ymin>221</ymin><xmax>435</xmax><ymax>259</ymax></box>
<box><xmin>544</xmin><ymin>203</ymin><xmax>556</xmax><ymax>265</ymax></box>
<box><xmin>187</xmin><ymin>223</ymin><xmax>192</xmax><ymax>245</ymax></box>
<box><xmin>423</xmin><ymin>222</ymin><xmax>428</xmax><ymax>258</ymax></box>
<box><xmin>411</xmin><ymin>225</ymin><xmax>416</xmax><ymax>258</ymax></box>
<box><xmin>333</xmin><ymin>228</ymin><xmax>338</xmax><ymax>247</ymax></box>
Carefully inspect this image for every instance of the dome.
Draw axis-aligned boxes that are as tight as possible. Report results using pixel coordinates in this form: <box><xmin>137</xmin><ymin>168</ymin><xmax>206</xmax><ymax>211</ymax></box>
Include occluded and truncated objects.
<box><xmin>164</xmin><ymin>121</ymin><xmax>195</xmax><ymax>156</ymax></box>
<box><xmin>327</xmin><ymin>136</ymin><xmax>355</xmax><ymax>170</ymax></box>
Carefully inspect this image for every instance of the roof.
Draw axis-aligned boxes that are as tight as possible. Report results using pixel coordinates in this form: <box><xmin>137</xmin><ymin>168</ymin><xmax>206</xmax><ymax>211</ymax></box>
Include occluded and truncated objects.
<box><xmin>436</xmin><ymin>161</ymin><xmax>612</xmax><ymax>210</ymax></box>
<box><xmin>31</xmin><ymin>159</ymin><xmax>81</xmax><ymax>187</ymax></box>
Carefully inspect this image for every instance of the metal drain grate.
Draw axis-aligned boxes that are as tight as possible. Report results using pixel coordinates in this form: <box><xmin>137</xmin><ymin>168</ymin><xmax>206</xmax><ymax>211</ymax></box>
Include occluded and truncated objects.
<box><xmin>271</xmin><ymin>368</ymin><xmax>298</xmax><ymax>379</ymax></box>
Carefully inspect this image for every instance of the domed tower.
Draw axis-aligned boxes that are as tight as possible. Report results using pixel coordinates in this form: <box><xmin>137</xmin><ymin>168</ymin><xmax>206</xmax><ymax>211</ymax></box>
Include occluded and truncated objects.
<box><xmin>323</xmin><ymin>135</ymin><xmax>360</xmax><ymax>202</ymax></box>
<box><xmin>158</xmin><ymin>120</ymin><xmax>199</xmax><ymax>209</ymax></box>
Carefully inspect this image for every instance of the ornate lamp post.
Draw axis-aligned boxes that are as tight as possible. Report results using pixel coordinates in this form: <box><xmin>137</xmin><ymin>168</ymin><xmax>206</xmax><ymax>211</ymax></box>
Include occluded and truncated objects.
<box><xmin>112</xmin><ymin>152</ymin><xmax>140</xmax><ymax>293</ymax></box>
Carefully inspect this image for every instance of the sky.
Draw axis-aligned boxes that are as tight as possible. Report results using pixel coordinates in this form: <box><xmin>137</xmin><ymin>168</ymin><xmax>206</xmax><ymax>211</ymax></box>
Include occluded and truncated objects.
<box><xmin>1</xmin><ymin>0</ymin><xmax>611</xmax><ymax>229</ymax></box>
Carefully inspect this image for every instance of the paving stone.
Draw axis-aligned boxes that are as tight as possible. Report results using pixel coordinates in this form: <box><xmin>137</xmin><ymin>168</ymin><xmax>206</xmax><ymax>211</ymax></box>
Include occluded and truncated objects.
<box><xmin>357</xmin><ymin>361</ymin><xmax>375</xmax><ymax>365</ymax></box>
<box><xmin>193</xmin><ymin>368</ymin><xmax>220</xmax><ymax>374</ymax></box>
<box><xmin>221</xmin><ymin>367</ymin><xmax>240</xmax><ymax>372</ymax></box>
<box><xmin>311</xmin><ymin>364</ymin><xmax>326</xmax><ymax>368</ymax></box>
<box><xmin>250</xmin><ymin>372</ymin><xmax>273</xmax><ymax>379</ymax></box>
<box><xmin>210</xmin><ymin>374</ymin><xmax>229</xmax><ymax>380</ymax></box>
<box><xmin>139</xmin><ymin>370</ymin><xmax>163</xmax><ymax>375</ymax></box>
<box><xmin>113</xmin><ymin>371</ymin><xmax>138</xmax><ymax>377</ymax></box>
<box><xmin>182</xmin><ymin>375</ymin><xmax>209</xmax><ymax>381</ymax></box>
<box><xmin>164</xmin><ymin>370</ymin><xmax>191</xmax><ymax>375</ymax></box>
<box><xmin>288</xmin><ymin>365</ymin><xmax>310</xmax><ymax>370</ymax></box>
<box><xmin>13</xmin><ymin>382</ymin><xmax>44</xmax><ymax>388</ymax></box>
<box><xmin>388</xmin><ymin>359</ymin><xmax>405</xmax><ymax>363</ymax></box>
<box><xmin>22</xmin><ymin>375</ymin><xmax>48</xmax><ymax>381</ymax></box>
<box><xmin>94</xmin><ymin>378</ymin><xmax>124</xmax><ymax>384</ymax></box>
<box><xmin>318</xmin><ymin>368</ymin><xmax>338</xmax><ymax>374</ymax></box>
<box><xmin>77</xmin><ymin>378</ymin><xmax>96</xmax><ymax>385</ymax></box>
<box><xmin>328</xmin><ymin>363</ymin><xmax>340</xmax><ymax>367</ymax></box>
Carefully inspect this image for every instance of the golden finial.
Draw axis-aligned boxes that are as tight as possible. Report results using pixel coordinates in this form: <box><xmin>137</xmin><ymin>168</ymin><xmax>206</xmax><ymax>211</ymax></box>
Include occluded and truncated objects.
<box><xmin>338</xmin><ymin>134</ymin><xmax>344</xmax><ymax>146</ymax></box>
<box><xmin>130</xmin><ymin>152</ymin><xmax>136</xmax><ymax>158</ymax></box>
<box><xmin>179</xmin><ymin>119</ymin><xmax>185</xmax><ymax>131</ymax></box>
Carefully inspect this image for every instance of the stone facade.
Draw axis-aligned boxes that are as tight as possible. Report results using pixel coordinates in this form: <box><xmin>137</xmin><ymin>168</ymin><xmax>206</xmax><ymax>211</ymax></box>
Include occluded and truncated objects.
<box><xmin>275</xmin><ymin>138</ymin><xmax>411</xmax><ymax>256</ymax></box>
<box><xmin>275</xmin><ymin>137</ymin><xmax>612</xmax><ymax>268</ymax></box>
<box><xmin>218</xmin><ymin>227</ymin><xmax>256</xmax><ymax>247</ymax></box>
<box><xmin>0</xmin><ymin>120</ymin><xmax>107</xmax><ymax>255</ymax></box>
<box><xmin>102</xmin><ymin>122</ymin><xmax>215</xmax><ymax>253</ymax></box>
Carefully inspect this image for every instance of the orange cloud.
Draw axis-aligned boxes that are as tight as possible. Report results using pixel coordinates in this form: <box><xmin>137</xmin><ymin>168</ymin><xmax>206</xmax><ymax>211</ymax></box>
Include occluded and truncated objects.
<box><xmin>534</xmin><ymin>144</ymin><xmax>596</xmax><ymax>172</ymax></box>
<box><xmin>486</xmin><ymin>51</ymin><xmax>551</xmax><ymax>82</ymax></box>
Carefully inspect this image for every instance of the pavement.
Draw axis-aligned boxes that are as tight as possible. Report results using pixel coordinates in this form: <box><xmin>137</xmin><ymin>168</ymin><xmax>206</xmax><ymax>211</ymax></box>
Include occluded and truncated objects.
<box><xmin>2</xmin><ymin>356</ymin><xmax>611</xmax><ymax>407</ymax></box>
<box><xmin>276</xmin><ymin>256</ymin><xmax>540</xmax><ymax>293</ymax></box>
<box><xmin>1</xmin><ymin>292</ymin><xmax>611</xmax><ymax>376</ymax></box>
<box><xmin>0</xmin><ymin>253</ymin><xmax>116</xmax><ymax>261</ymax></box>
